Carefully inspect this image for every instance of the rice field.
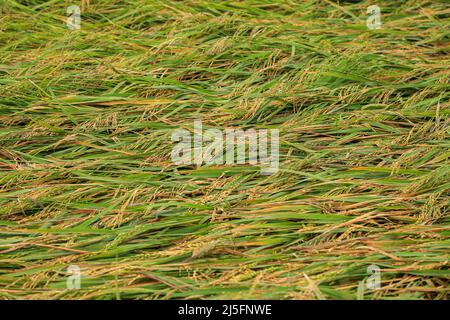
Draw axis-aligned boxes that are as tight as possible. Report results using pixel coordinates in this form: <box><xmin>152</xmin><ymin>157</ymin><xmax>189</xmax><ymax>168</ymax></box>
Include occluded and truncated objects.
<box><xmin>0</xmin><ymin>0</ymin><xmax>449</xmax><ymax>300</ymax></box>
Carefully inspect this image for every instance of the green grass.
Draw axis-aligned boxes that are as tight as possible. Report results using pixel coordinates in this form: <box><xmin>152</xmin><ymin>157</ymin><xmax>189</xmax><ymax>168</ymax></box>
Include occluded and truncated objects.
<box><xmin>0</xmin><ymin>0</ymin><xmax>449</xmax><ymax>300</ymax></box>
